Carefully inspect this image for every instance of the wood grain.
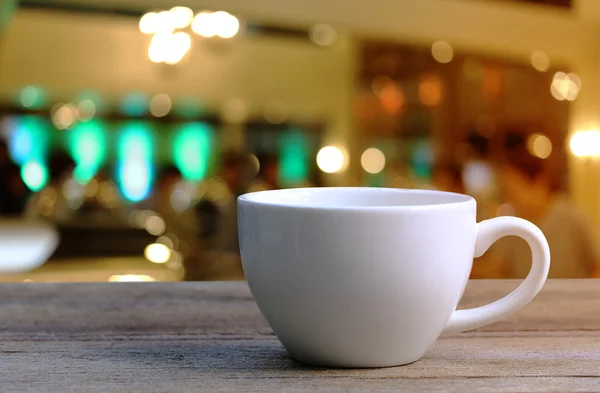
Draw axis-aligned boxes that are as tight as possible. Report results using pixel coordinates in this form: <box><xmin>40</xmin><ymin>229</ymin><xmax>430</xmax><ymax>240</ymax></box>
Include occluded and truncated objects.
<box><xmin>1</xmin><ymin>280</ymin><xmax>599</xmax><ymax>392</ymax></box>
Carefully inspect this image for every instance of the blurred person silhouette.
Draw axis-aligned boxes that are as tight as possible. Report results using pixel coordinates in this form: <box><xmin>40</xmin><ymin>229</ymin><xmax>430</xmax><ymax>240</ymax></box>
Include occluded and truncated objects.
<box><xmin>145</xmin><ymin>164</ymin><xmax>198</xmax><ymax>240</ymax></box>
<box><xmin>24</xmin><ymin>151</ymin><xmax>76</xmax><ymax>222</ymax></box>
<box><xmin>149</xmin><ymin>165</ymin><xmax>183</xmax><ymax>214</ymax></box>
<box><xmin>493</xmin><ymin>149</ymin><xmax>600</xmax><ymax>278</ymax></box>
<box><xmin>0</xmin><ymin>161</ymin><xmax>29</xmax><ymax>216</ymax></box>
<box><xmin>136</xmin><ymin>165</ymin><xmax>200</xmax><ymax>280</ymax></box>
<box><xmin>0</xmin><ymin>141</ymin><xmax>29</xmax><ymax>216</ymax></box>
<box><xmin>248</xmin><ymin>153</ymin><xmax>280</xmax><ymax>192</ymax></box>
<box><xmin>431</xmin><ymin>162</ymin><xmax>465</xmax><ymax>194</ymax></box>
<box><xmin>193</xmin><ymin>151</ymin><xmax>247</xmax><ymax>280</ymax></box>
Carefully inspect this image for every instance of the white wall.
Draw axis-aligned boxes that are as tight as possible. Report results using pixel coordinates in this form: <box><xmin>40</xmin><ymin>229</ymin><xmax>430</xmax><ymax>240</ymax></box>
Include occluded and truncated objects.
<box><xmin>0</xmin><ymin>10</ymin><xmax>355</xmax><ymax>117</ymax></box>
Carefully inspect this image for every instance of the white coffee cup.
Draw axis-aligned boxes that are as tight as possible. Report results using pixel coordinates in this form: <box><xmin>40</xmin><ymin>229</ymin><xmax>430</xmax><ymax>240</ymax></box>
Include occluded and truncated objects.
<box><xmin>238</xmin><ymin>187</ymin><xmax>550</xmax><ymax>368</ymax></box>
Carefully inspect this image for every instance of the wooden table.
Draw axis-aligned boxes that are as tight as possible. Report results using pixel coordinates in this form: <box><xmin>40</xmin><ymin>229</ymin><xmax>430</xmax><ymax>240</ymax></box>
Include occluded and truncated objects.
<box><xmin>1</xmin><ymin>280</ymin><xmax>599</xmax><ymax>392</ymax></box>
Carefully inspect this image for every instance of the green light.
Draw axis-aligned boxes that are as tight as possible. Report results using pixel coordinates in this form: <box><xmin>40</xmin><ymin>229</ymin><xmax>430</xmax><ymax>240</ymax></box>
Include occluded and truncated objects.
<box><xmin>411</xmin><ymin>140</ymin><xmax>433</xmax><ymax>179</ymax></box>
<box><xmin>0</xmin><ymin>0</ymin><xmax>17</xmax><ymax>33</ymax></box>
<box><xmin>68</xmin><ymin>120</ymin><xmax>107</xmax><ymax>183</ymax></box>
<box><xmin>174</xmin><ymin>97</ymin><xmax>205</xmax><ymax>119</ymax></box>
<box><xmin>8</xmin><ymin>115</ymin><xmax>49</xmax><ymax>164</ymax></box>
<box><xmin>172</xmin><ymin>122</ymin><xmax>213</xmax><ymax>181</ymax></box>
<box><xmin>279</xmin><ymin>129</ymin><xmax>309</xmax><ymax>186</ymax></box>
<box><xmin>21</xmin><ymin>161</ymin><xmax>48</xmax><ymax>191</ymax></box>
<box><xmin>120</xmin><ymin>93</ymin><xmax>149</xmax><ymax>117</ymax></box>
<box><xmin>366</xmin><ymin>173</ymin><xmax>385</xmax><ymax>187</ymax></box>
<box><xmin>117</xmin><ymin>122</ymin><xmax>154</xmax><ymax>201</ymax></box>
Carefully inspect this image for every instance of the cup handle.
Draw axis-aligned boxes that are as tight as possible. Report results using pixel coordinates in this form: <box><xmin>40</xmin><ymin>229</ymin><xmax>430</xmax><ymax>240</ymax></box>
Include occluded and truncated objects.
<box><xmin>442</xmin><ymin>216</ymin><xmax>550</xmax><ymax>335</ymax></box>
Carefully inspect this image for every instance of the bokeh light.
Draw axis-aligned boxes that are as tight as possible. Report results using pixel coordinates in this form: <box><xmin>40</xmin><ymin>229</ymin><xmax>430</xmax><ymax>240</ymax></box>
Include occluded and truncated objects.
<box><xmin>191</xmin><ymin>10</ymin><xmax>239</xmax><ymax>39</ymax></box>
<box><xmin>149</xmin><ymin>93</ymin><xmax>172</xmax><ymax>117</ymax></box>
<box><xmin>418</xmin><ymin>75</ymin><xmax>443</xmax><ymax>107</ymax></box>
<box><xmin>144</xmin><ymin>243</ymin><xmax>171</xmax><ymax>264</ymax></box>
<box><xmin>175</xmin><ymin>97</ymin><xmax>205</xmax><ymax>119</ymax></box>
<box><xmin>361</xmin><ymin>147</ymin><xmax>386</xmax><ymax>174</ymax></box>
<box><xmin>570</xmin><ymin>130</ymin><xmax>600</xmax><ymax>158</ymax></box>
<box><xmin>120</xmin><ymin>93</ymin><xmax>149</xmax><ymax>116</ymax></box>
<box><xmin>109</xmin><ymin>274</ymin><xmax>156</xmax><ymax>282</ymax></box>
<box><xmin>51</xmin><ymin>103</ymin><xmax>77</xmax><ymax>130</ymax></box>
<box><xmin>172</xmin><ymin>122</ymin><xmax>213</xmax><ymax>181</ymax></box>
<box><xmin>170</xmin><ymin>6</ymin><xmax>194</xmax><ymax>29</ymax></box>
<box><xmin>551</xmin><ymin>72</ymin><xmax>581</xmax><ymax>101</ymax></box>
<box><xmin>69</xmin><ymin>120</ymin><xmax>106</xmax><ymax>183</ymax></box>
<box><xmin>139</xmin><ymin>12</ymin><xmax>159</xmax><ymax>34</ymax></box>
<box><xmin>148</xmin><ymin>31</ymin><xmax>192</xmax><ymax>65</ymax></box>
<box><xmin>212</xmin><ymin>11</ymin><xmax>240</xmax><ymax>38</ymax></box>
<box><xmin>144</xmin><ymin>214</ymin><xmax>166</xmax><ymax>236</ymax></box>
<box><xmin>309</xmin><ymin>24</ymin><xmax>338</xmax><ymax>46</ymax></box>
<box><xmin>117</xmin><ymin>123</ymin><xmax>154</xmax><ymax>202</ymax></box>
<box><xmin>191</xmin><ymin>11</ymin><xmax>214</xmax><ymax>37</ymax></box>
<box><xmin>531</xmin><ymin>50</ymin><xmax>550</xmax><ymax>72</ymax></box>
<box><xmin>21</xmin><ymin>161</ymin><xmax>48</xmax><ymax>191</ymax></box>
<box><xmin>156</xmin><ymin>235</ymin><xmax>174</xmax><ymax>249</ymax></box>
<box><xmin>279</xmin><ymin>130</ymin><xmax>309</xmax><ymax>186</ymax></box>
<box><xmin>76</xmin><ymin>99</ymin><xmax>96</xmax><ymax>122</ymax></box>
<box><xmin>19</xmin><ymin>86</ymin><xmax>45</xmax><ymax>109</ymax></box>
<box><xmin>8</xmin><ymin>116</ymin><xmax>49</xmax><ymax>165</ymax></box>
<box><xmin>316</xmin><ymin>146</ymin><xmax>345</xmax><ymax>173</ymax></box>
<box><xmin>377</xmin><ymin>82</ymin><xmax>405</xmax><ymax>114</ymax></box>
<box><xmin>170</xmin><ymin>181</ymin><xmax>193</xmax><ymax>212</ymax></box>
<box><xmin>527</xmin><ymin>133</ymin><xmax>552</xmax><ymax>159</ymax></box>
<box><xmin>431</xmin><ymin>41</ymin><xmax>453</xmax><ymax>64</ymax></box>
<box><xmin>463</xmin><ymin>161</ymin><xmax>494</xmax><ymax>195</ymax></box>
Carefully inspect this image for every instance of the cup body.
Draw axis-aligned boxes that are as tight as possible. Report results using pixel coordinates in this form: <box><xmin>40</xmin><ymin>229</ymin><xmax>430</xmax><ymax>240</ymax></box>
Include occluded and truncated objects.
<box><xmin>238</xmin><ymin>187</ymin><xmax>477</xmax><ymax>367</ymax></box>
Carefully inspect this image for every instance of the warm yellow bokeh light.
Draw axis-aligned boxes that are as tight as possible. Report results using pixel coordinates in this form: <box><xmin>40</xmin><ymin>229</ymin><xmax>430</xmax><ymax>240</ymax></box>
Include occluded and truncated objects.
<box><xmin>530</xmin><ymin>50</ymin><xmax>550</xmax><ymax>72</ymax></box>
<box><xmin>148</xmin><ymin>32</ymin><xmax>191</xmax><ymax>65</ymax></box>
<box><xmin>52</xmin><ymin>103</ymin><xmax>77</xmax><ymax>130</ymax></box>
<box><xmin>551</xmin><ymin>72</ymin><xmax>581</xmax><ymax>101</ymax></box>
<box><xmin>144</xmin><ymin>215</ymin><xmax>166</xmax><ymax>236</ymax></box>
<box><xmin>169</xmin><ymin>6</ymin><xmax>194</xmax><ymax>29</ymax></box>
<box><xmin>109</xmin><ymin>274</ymin><xmax>157</xmax><ymax>282</ymax></box>
<box><xmin>139</xmin><ymin>12</ymin><xmax>159</xmax><ymax>34</ymax></box>
<box><xmin>527</xmin><ymin>133</ymin><xmax>552</xmax><ymax>159</ymax></box>
<box><xmin>191</xmin><ymin>12</ymin><xmax>215</xmax><ymax>37</ymax></box>
<box><xmin>316</xmin><ymin>146</ymin><xmax>345</xmax><ymax>173</ymax></box>
<box><xmin>570</xmin><ymin>130</ymin><xmax>600</xmax><ymax>158</ymax></box>
<box><xmin>310</xmin><ymin>24</ymin><xmax>338</xmax><ymax>46</ymax></box>
<box><xmin>431</xmin><ymin>41</ymin><xmax>453</xmax><ymax>64</ymax></box>
<box><xmin>212</xmin><ymin>11</ymin><xmax>240</xmax><ymax>39</ymax></box>
<box><xmin>149</xmin><ymin>93</ymin><xmax>172</xmax><ymax>117</ymax></box>
<box><xmin>144</xmin><ymin>243</ymin><xmax>171</xmax><ymax>264</ymax></box>
<box><xmin>165</xmin><ymin>32</ymin><xmax>192</xmax><ymax>65</ymax></box>
<box><xmin>361</xmin><ymin>148</ymin><xmax>386</xmax><ymax>174</ymax></box>
<box><xmin>191</xmin><ymin>11</ymin><xmax>239</xmax><ymax>39</ymax></box>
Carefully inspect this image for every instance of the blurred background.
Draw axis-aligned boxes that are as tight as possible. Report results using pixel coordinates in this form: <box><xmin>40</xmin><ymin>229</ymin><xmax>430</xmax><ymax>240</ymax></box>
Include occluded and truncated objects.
<box><xmin>0</xmin><ymin>0</ymin><xmax>598</xmax><ymax>282</ymax></box>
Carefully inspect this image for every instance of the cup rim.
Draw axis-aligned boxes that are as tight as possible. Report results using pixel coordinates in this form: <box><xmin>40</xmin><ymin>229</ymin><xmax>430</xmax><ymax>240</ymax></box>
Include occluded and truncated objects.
<box><xmin>238</xmin><ymin>187</ymin><xmax>475</xmax><ymax>211</ymax></box>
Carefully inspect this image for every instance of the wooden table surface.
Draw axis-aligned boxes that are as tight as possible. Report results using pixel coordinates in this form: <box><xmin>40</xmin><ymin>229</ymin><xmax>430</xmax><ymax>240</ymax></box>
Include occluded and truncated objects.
<box><xmin>1</xmin><ymin>280</ymin><xmax>599</xmax><ymax>392</ymax></box>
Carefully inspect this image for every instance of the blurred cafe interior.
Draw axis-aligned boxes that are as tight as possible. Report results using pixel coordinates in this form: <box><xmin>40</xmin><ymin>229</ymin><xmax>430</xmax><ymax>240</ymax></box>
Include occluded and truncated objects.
<box><xmin>1</xmin><ymin>0</ymin><xmax>599</xmax><ymax>282</ymax></box>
